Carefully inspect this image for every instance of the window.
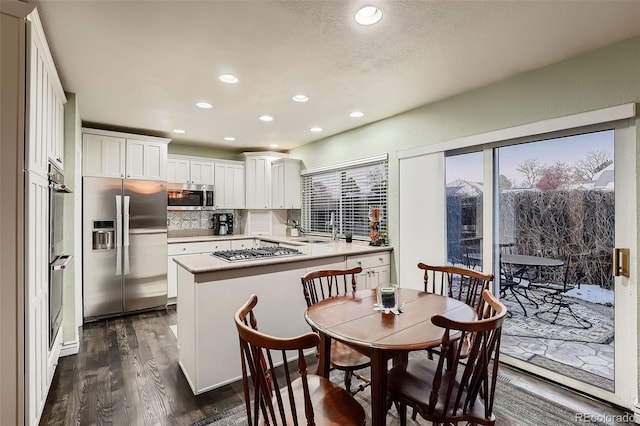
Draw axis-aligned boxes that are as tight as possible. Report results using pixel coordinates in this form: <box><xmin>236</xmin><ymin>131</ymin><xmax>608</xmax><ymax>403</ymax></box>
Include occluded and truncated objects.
<box><xmin>301</xmin><ymin>154</ymin><xmax>388</xmax><ymax>241</ymax></box>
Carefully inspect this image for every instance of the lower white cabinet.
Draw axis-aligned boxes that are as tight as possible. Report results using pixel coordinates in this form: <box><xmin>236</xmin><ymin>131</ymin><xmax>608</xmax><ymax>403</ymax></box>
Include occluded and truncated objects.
<box><xmin>346</xmin><ymin>251</ymin><xmax>391</xmax><ymax>289</ymax></box>
<box><xmin>167</xmin><ymin>241</ymin><xmax>231</xmax><ymax>301</ymax></box>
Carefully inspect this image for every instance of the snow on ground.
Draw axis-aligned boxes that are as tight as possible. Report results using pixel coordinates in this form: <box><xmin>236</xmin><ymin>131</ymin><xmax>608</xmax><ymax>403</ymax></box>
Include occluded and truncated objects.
<box><xmin>565</xmin><ymin>284</ymin><xmax>614</xmax><ymax>306</ymax></box>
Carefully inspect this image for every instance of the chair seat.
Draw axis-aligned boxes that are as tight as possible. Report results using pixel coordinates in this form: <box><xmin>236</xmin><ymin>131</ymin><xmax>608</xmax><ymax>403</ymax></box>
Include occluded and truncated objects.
<box><xmin>387</xmin><ymin>358</ymin><xmax>494</xmax><ymax>424</ymax></box>
<box><xmin>330</xmin><ymin>340</ymin><xmax>370</xmax><ymax>371</ymax></box>
<box><xmin>267</xmin><ymin>375</ymin><xmax>366</xmax><ymax>425</ymax></box>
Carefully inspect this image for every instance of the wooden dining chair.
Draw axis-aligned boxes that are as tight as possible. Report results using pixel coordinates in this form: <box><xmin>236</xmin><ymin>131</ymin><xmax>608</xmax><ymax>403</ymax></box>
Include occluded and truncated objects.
<box><xmin>418</xmin><ymin>263</ymin><xmax>493</xmax><ymax>316</ymax></box>
<box><xmin>386</xmin><ymin>290</ymin><xmax>507</xmax><ymax>426</ymax></box>
<box><xmin>235</xmin><ymin>294</ymin><xmax>366</xmax><ymax>426</ymax></box>
<box><xmin>300</xmin><ymin>267</ymin><xmax>371</xmax><ymax>394</ymax></box>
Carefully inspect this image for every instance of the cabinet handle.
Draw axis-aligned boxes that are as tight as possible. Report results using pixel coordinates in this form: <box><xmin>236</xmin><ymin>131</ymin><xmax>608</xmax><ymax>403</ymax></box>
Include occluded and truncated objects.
<box><xmin>357</xmin><ymin>261</ymin><xmax>362</xmax><ymax>266</ymax></box>
<box><xmin>379</xmin><ymin>257</ymin><xmax>383</xmax><ymax>262</ymax></box>
<box><xmin>56</xmin><ymin>157</ymin><xmax>62</xmax><ymax>163</ymax></box>
<box><xmin>182</xmin><ymin>248</ymin><xmax>186</xmax><ymax>251</ymax></box>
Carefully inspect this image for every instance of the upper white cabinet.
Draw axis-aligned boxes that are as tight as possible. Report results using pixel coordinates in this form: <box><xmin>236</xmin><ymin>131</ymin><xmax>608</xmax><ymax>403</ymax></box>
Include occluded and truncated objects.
<box><xmin>214</xmin><ymin>160</ymin><xmax>245</xmax><ymax>209</ymax></box>
<box><xmin>243</xmin><ymin>152</ymin><xmax>283</xmax><ymax>209</ymax></box>
<box><xmin>82</xmin><ymin>133</ymin><xmax>125</xmax><ymax>178</ymax></box>
<box><xmin>271</xmin><ymin>158</ymin><xmax>301</xmax><ymax>209</ymax></box>
<box><xmin>82</xmin><ymin>128</ymin><xmax>170</xmax><ymax>180</ymax></box>
<box><xmin>167</xmin><ymin>155</ymin><xmax>215</xmax><ymax>185</ymax></box>
<box><xmin>167</xmin><ymin>157</ymin><xmax>190</xmax><ymax>183</ymax></box>
<box><xmin>25</xmin><ymin>7</ymin><xmax>66</xmax><ymax>176</ymax></box>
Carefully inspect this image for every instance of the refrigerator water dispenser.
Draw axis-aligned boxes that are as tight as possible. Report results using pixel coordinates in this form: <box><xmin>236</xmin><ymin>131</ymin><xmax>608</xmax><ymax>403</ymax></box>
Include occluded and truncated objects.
<box><xmin>92</xmin><ymin>221</ymin><xmax>115</xmax><ymax>250</ymax></box>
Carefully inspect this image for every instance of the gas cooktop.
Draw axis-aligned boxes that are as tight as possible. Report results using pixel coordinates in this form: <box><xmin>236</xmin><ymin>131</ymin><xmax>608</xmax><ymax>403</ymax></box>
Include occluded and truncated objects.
<box><xmin>211</xmin><ymin>246</ymin><xmax>303</xmax><ymax>262</ymax></box>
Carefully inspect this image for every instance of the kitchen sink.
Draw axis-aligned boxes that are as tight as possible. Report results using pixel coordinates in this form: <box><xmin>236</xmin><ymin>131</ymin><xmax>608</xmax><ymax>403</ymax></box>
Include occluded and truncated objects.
<box><xmin>296</xmin><ymin>238</ymin><xmax>331</xmax><ymax>244</ymax></box>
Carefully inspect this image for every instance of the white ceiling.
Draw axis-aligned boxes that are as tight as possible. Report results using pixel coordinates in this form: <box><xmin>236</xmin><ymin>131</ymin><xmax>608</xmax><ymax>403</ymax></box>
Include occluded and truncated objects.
<box><xmin>32</xmin><ymin>0</ymin><xmax>640</xmax><ymax>152</ymax></box>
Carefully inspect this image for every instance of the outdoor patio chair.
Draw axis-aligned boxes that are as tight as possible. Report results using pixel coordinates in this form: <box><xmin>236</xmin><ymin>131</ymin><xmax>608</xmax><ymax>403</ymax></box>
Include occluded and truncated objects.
<box><xmin>531</xmin><ymin>254</ymin><xmax>592</xmax><ymax>329</ymax></box>
<box><xmin>234</xmin><ymin>294</ymin><xmax>366</xmax><ymax>426</ymax></box>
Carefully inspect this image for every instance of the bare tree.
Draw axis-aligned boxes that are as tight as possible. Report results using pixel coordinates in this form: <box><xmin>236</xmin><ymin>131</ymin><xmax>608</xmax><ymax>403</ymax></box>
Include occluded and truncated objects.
<box><xmin>517</xmin><ymin>159</ymin><xmax>544</xmax><ymax>188</ymax></box>
<box><xmin>574</xmin><ymin>150</ymin><xmax>613</xmax><ymax>181</ymax></box>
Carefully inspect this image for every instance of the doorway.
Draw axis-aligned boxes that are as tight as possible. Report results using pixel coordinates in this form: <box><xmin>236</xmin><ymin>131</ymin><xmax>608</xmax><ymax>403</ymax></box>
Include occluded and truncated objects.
<box><xmin>441</xmin><ymin>124</ymin><xmax>636</xmax><ymax>407</ymax></box>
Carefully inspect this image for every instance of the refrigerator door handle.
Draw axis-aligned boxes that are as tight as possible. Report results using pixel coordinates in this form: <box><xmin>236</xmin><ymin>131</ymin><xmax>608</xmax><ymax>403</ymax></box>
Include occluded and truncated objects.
<box><xmin>123</xmin><ymin>195</ymin><xmax>130</xmax><ymax>247</ymax></box>
<box><xmin>123</xmin><ymin>195</ymin><xmax>130</xmax><ymax>275</ymax></box>
<box><xmin>115</xmin><ymin>195</ymin><xmax>122</xmax><ymax>276</ymax></box>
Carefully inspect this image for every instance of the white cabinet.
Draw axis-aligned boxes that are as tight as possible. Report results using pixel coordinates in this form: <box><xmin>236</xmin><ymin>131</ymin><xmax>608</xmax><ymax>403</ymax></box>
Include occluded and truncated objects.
<box><xmin>83</xmin><ymin>128</ymin><xmax>170</xmax><ymax>180</ymax></box>
<box><xmin>167</xmin><ymin>157</ymin><xmax>190</xmax><ymax>183</ymax></box>
<box><xmin>4</xmin><ymin>5</ymin><xmax>67</xmax><ymax>424</ymax></box>
<box><xmin>167</xmin><ymin>155</ymin><xmax>215</xmax><ymax>185</ymax></box>
<box><xmin>346</xmin><ymin>251</ymin><xmax>391</xmax><ymax>289</ymax></box>
<box><xmin>271</xmin><ymin>158</ymin><xmax>301</xmax><ymax>209</ymax></box>
<box><xmin>26</xmin><ymin>172</ymin><xmax>51</xmax><ymax>425</ymax></box>
<box><xmin>215</xmin><ymin>161</ymin><xmax>245</xmax><ymax>208</ymax></box>
<box><xmin>82</xmin><ymin>133</ymin><xmax>126</xmax><ymax>178</ymax></box>
<box><xmin>190</xmin><ymin>160</ymin><xmax>216</xmax><ymax>184</ymax></box>
<box><xmin>126</xmin><ymin>138</ymin><xmax>166</xmax><ymax>180</ymax></box>
<box><xmin>167</xmin><ymin>240</ymin><xmax>231</xmax><ymax>300</ymax></box>
<box><xmin>244</xmin><ymin>154</ymin><xmax>274</xmax><ymax>209</ymax></box>
<box><xmin>26</xmin><ymin>8</ymin><xmax>66</xmax><ymax>175</ymax></box>
<box><xmin>230</xmin><ymin>239</ymin><xmax>257</xmax><ymax>249</ymax></box>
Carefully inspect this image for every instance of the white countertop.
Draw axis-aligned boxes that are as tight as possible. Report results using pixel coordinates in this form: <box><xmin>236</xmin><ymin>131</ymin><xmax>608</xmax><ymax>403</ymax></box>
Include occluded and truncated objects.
<box><xmin>171</xmin><ymin>234</ymin><xmax>392</xmax><ymax>274</ymax></box>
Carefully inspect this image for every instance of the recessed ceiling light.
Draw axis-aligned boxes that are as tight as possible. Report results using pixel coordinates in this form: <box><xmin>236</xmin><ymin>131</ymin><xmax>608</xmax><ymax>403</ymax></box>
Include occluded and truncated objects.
<box><xmin>259</xmin><ymin>115</ymin><xmax>274</xmax><ymax>122</ymax></box>
<box><xmin>270</xmin><ymin>144</ymin><xmax>279</xmax><ymax>148</ymax></box>
<box><xmin>196</xmin><ymin>102</ymin><xmax>213</xmax><ymax>109</ymax></box>
<box><xmin>219</xmin><ymin>74</ymin><xmax>239</xmax><ymax>84</ymax></box>
<box><xmin>292</xmin><ymin>94</ymin><xmax>309</xmax><ymax>103</ymax></box>
<box><xmin>310</xmin><ymin>127</ymin><xmax>323</xmax><ymax>132</ymax></box>
<box><xmin>172</xmin><ymin>129</ymin><xmax>186</xmax><ymax>134</ymax></box>
<box><xmin>349</xmin><ymin>111</ymin><xmax>364</xmax><ymax>118</ymax></box>
<box><xmin>355</xmin><ymin>6</ymin><xmax>383</xmax><ymax>25</ymax></box>
<box><xmin>224</xmin><ymin>136</ymin><xmax>236</xmax><ymax>141</ymax></box>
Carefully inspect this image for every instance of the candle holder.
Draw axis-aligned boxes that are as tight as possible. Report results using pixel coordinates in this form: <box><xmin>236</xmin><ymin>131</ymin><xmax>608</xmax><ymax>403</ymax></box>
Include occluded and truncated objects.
<box><xmin>373</xmin><ymin>285</ymin><xmax>402</xmax><ymax>314</ymax></box>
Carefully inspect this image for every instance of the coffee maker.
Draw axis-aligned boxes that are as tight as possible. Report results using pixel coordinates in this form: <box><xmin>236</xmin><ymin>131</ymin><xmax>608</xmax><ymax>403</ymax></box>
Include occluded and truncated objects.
<box><xmin>212</xmin><ymin>213</ymin><xmax>234</xmax><ymax>235</ymax></box>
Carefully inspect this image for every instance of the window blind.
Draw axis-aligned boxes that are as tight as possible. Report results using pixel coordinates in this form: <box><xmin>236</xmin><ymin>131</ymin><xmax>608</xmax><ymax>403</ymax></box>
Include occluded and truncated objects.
<box><xmin>301</xmin><ymin>155</ymin><xmax>388</xmax><ymax>241</ymax></box>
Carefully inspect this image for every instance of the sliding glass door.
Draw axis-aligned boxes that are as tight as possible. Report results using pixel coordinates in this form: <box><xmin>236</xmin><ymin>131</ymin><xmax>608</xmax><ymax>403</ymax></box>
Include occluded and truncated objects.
<box><xmin>442</xmin><ymin>123</ymin><xmax>636</xmax><ymax>407</ymax></box>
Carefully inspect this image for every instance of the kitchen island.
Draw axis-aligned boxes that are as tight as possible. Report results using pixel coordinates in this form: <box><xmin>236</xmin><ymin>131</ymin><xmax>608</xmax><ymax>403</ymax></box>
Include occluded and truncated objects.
<box><xmin>173</xmin><ymin>237</ymin><xmax>392</xmax><ymax>395</ymax></box>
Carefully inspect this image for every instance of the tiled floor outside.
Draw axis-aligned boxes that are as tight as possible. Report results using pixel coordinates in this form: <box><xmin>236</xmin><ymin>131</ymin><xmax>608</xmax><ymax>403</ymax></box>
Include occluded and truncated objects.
<box><xmin>499</xmin><ymin>286</ymin><xmax>614</xmax><ymax>391</ymax></box>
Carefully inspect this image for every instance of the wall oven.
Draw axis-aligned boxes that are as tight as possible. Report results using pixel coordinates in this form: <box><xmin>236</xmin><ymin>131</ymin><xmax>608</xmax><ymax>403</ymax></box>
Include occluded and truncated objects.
<box><xmin>167</xmin><ymin>183</ymin><xmax>215</xmax><ymax>210</ymax></box>
<box><xmin>48</xmin><ymin>163</ymin><xmax>72</xmax><ymax>348</ymax></box>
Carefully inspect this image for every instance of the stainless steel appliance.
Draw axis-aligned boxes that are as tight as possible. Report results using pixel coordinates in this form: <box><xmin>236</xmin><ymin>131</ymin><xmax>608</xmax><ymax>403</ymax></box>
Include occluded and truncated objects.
<box><xmin>211</xmin><ymin>246</ymin><xmax>302</xmax><ymax>262</ymax></box>
<box><xmin>83</xmin><ymin>177</ymin><xmax>168</xmax><ymax>320</ymax></box>
<box><xmin>167</xmin><ymin>183</ymin><xmax>215</xmax><ymax>210</ymax></box>
<box><xmin>48</xmin><ymin>163</ymin><xmax>72</xmax><ymax>347</ymax></box>
<box><xmin>212</xmin><ymin>212</ymin><xmax>234</xmax><ymax>235</ymax></box>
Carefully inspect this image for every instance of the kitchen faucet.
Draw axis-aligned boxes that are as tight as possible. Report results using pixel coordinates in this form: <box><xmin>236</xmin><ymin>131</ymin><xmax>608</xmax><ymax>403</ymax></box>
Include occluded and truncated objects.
<box><xmin>330</xmin><ymin>212</ymin><xmax>337</xmax><ymax>240</ymax></box>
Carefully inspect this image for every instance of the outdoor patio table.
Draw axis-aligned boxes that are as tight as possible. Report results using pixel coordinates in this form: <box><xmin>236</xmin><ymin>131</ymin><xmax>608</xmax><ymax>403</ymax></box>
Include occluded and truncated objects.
<box><xmin>304</xmin><ymin>287</ymin><xmax>476</xmax><ymax>426</ymax></box>
<box><xmin>501</xmin><ymin>254</ymin><xmax>564</xmax><ymax>316</ymax></box>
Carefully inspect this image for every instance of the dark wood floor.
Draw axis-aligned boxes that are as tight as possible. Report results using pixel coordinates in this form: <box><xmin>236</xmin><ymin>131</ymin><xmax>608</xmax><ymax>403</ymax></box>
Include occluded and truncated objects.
<box><xmin>40</xmin><ymin>306</ymin><xmax>244</xmax><ymax>426</ymax></box>
<box><xmin>40</xmin><ymin>306</ymin><xmax>631</xmax><ymax>426</ymax></box>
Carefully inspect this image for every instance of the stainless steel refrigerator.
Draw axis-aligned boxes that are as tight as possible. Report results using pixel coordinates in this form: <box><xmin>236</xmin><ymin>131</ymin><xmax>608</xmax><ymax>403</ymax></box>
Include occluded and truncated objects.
<box><xmin>83</xmin><ymin>177</ymin><xmax>168</xmax><ymax>319</ymax></box>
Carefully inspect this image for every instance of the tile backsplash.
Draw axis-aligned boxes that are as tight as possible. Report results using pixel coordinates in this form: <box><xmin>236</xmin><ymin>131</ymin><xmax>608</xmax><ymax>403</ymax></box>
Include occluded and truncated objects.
<box><xmin>167</xmin><ymin>210</ymin><xmax>215</xmax><ymax>231</ymax></box>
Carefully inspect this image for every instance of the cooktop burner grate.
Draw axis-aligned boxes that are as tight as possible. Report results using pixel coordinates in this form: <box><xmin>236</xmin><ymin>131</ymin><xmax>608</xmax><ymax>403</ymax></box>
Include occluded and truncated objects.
<box><xmin>212</xmin><ymin>246</ymin><xmax>303</xmax><ymax>262</ymax></box>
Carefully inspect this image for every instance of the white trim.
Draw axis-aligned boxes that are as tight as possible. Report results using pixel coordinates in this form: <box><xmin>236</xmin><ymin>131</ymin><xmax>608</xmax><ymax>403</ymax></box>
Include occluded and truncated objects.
<box><xmin>82</xmin><ymin>127</ymin><xmax>171</xmax><ymax>144</ymax></box>
<box><xmin>301</xmin><ymin>153</ymin><xmax>388</xmax><ymax>176</ymax></box>
<box><xmin>397</xmin><ymin>103</ymin><xmax>636</xmax><ymax>159</ymax></box>
<box><xmin>59</xmin><ymin>339</ymin><xmax>80</xmax><ymax>357</ymax></box>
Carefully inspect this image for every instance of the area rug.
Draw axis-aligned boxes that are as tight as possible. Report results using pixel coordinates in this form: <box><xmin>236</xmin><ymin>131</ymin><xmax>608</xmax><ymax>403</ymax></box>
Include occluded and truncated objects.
<box><xmin>192</xmin><ymin>368</ymin><xmax>608</xmax><ymax>426</ymax></box>
<box><xmin>501</xmin><ymin>294</ymin><xmax>614</xmax><ymax>344</ymax></box>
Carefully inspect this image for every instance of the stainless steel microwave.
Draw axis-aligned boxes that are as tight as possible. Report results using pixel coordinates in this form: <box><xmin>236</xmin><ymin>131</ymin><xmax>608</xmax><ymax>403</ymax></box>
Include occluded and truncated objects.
<box><xmin>167</xmin><ymin>184</ymin><xmax>215</xmax><ymax>210</ymax></box>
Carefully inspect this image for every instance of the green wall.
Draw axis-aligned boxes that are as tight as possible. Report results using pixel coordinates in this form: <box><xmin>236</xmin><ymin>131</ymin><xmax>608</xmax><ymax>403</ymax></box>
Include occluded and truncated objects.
<box><xmin>168</xmin><ymin>142</ymin><xmax>243</xmax><ymax>160</ymax></box>
<box><xmin>290</xmin><ymin>35</ymin><xmax>640</xmax><ymax>265</ymax></box>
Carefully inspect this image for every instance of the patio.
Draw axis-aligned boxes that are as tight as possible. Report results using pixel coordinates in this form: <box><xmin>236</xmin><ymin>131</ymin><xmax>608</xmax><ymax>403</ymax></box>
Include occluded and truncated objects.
<box><xmin>499</xmin><ymin>285</ymin><xmax>614</xmax><ymax>392</ymax></box>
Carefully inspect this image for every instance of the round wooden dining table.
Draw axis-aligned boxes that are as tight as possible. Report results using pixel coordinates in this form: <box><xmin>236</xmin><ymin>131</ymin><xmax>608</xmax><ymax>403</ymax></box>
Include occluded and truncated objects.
<box><xmin>304</xmin><ymin>287</ymin><xmax>477</xmax><ymax>426</ymax></box>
